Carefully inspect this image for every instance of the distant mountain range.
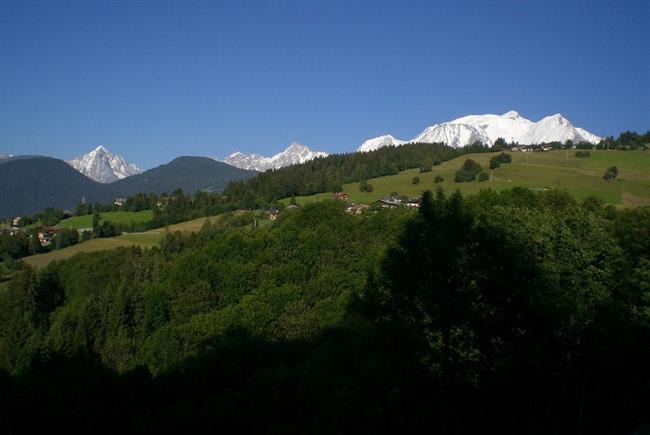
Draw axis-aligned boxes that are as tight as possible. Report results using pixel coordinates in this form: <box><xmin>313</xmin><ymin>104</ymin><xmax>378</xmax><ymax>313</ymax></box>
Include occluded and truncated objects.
<box><xmin>224</xmin><ymin>142</ymin><xmax>328</xmax><ymax>172</ymax></box>
<box><xmin>68</xmin><ymin>145</ymin><xmax>141</xmax><ymax>183</ymax></box>
<box><xmin>1</xmin><ymin>109</ymin><xmax>604</xmax><ymax>217</ymax></box>
<box><xmin>357</xmin><ymin>111</ymin><xmax>601</xmax><ymax>152</ymax></box>
<box><xmin>0</xmin><ymin>155</ymin><xmax>256</xmax><ymax>218</ymax></box>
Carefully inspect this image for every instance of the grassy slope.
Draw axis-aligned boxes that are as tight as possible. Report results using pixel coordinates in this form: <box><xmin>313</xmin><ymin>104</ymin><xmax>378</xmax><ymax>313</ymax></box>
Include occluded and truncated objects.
<box><xmin>283</xmin><ymin>150</ymin><xmax>650</xmax><ymax>207</ymax></box>
<box><xmin>23</xmin><ymin>215</ymin><xmax>223</xmax><ymax>268</ymax></box>
<box><xmin>57</xmin><ymin>210</ymin><xmax>154</xmax><ymax>230</ymax></box>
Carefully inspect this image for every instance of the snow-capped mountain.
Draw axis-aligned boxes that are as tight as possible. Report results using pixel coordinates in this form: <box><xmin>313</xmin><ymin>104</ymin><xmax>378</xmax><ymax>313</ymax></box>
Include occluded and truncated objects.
<box><xmin>356</xmin><ymin>111</ymin><xmax>601</xmax><ymax>151</ymax></box>
<box><xmin>67</xmin><ymin>145</ymin><xmax>141</xmax><ymax>183</ymax></box>
<box><xmin>225</xmin><ymin>142</ymin><xmax>328</xmax><ymax>172</ymax></box>
<box><xmin>358</xmin><ymin>135</ymin><xmax>406</xmax><ymax>152</ymax></box>
<box><xmin>411</xmin><ymin>123</ymin><xmax>492</xmax><ymax>148</ymax></box>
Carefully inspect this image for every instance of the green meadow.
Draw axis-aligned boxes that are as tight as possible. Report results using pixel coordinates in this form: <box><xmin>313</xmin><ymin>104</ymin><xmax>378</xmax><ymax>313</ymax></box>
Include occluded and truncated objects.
<box><xmin>23</xmin><ymin>215</ymin><xmax>223</xmax><ymax>268</ymax></box>
<box><xmin>57</xmin><ymin>210</ymin><xmax>154</xmax><ymax>230</ymax></box>
<box><xmin>283</xmin><ymin>150</ymin><xmax>650</xmax><ymax>207</ymax></box>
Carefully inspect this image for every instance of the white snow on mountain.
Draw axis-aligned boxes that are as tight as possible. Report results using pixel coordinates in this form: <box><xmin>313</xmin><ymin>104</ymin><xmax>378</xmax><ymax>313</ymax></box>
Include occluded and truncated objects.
<box><xmin>575</xmin><ymin>127</ymin><xmax>602</xmax><ymax>144</ymax></box>
<box><xmin>356</xmin><ymin>111</ymin><xmax>601</xmax><ymax>151</ymax></box>
<box><xmin>67</xmin><ymin>145</ymin><xmax>141</xmax><ymax>183</ymax></box>
<box><xmin>357</xmin><ymin>135</ymin><xmax>406</xmax><ymax>153</ymax></box>
<box><xmin>224</xmin><ymin>142</ymin><xmax>328</xmax><ymax>172</ymax></box>
<box><xmin>411</xmin><ymin>123</ymin><xmax>493</xmax><ymax>148</ymax></box>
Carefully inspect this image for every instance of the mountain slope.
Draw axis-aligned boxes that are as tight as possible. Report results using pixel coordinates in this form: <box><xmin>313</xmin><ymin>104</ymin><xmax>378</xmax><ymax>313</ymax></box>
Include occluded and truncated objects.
<box><xmin>0</xmin><ymin>156</ymin><xmax>116</xmax><ymax>217</ymax></box>
<box><xmin>111</xmin><ymin>156</ymin><xmax>257</xmax><ymax>196</ymax></box>
<box><xmin>0</xmin><ymin>156</ymin><xmax>257</xmax><ymax>218</ymax></box>
<box><xmin>68</xmin><ymin>145</ymin><xmax>141</xmax><ymax>183</ymax></box>
<box><xmin>225</xmin><ymin>142</ymin><xmax>327</xmax><ymax>172</ymax></box>
<box><xmin>411</xmin><ymin>123</ymin><xmax>492</xmax><ymax>147</ymax></box>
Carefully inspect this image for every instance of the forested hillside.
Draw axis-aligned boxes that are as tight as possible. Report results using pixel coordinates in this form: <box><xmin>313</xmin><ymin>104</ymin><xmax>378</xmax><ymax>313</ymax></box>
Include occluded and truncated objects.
<box><xmin>1</xmin><ymin>188</ymin><xmax>648</xmax><ymax>433</ymax></box>
<box><xmin>223</xmin><ymin>142</ymin><xmax>485</xmax><ymax>206</ymax></box>
<box><xmin>0</xmin><ymin>156</ymin><xmax>256</xmax><ymax>218</ymax></box>
<box><xmin>0</xmin><ymin>156</ymin><xmax>116</xmax><ymax>217</ymax></box>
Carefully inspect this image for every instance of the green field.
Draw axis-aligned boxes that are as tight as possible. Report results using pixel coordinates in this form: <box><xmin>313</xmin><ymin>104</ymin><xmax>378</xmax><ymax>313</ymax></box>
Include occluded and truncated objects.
<box><xmin>23</xmin><ymin>215</ymin><xmax>223</xmax><ymax>268</ymax></box>
<box><xmin>283</xmin><ymin>150</ymin><xmax>650</xmax><ymax>207</ymax></box>
<box><xmin>57</xmin><ymin>210</ymin><xmax>154</xmax><ymax>230</ymax></box>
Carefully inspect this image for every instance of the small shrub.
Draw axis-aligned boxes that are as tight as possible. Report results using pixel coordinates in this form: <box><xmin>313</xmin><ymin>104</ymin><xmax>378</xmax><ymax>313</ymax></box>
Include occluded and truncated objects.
<box><xmin>575</xmin><ymin>151</ymin><xmax>591</xmax><ymax>158</ymax></box>
<box><xmin>412</xmin><ymin>176</ymin><xmax>421</xmax><ymax>185</ymax></box>
<box><xmin>478</xmin><ymin>172</ymin><xmax>489</xmax><ymax>182</ymax></box>
<box><xmin>434</xmin><ymin>175</ymin><xmax>444</xmax><ymax>183</ymax></box>
<box><xmin>603</xmin><ymin>166</ymin><xmax>618</xmax><ymax>180</ymax></box>
<box><xmin>360</xmin><ymin>180</ymin><xmax>374</xmax><ymax>192</ymax></box>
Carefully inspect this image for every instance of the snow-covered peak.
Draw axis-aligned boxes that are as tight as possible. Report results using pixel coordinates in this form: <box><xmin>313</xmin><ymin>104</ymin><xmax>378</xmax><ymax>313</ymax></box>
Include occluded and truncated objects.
<box><xmin>411</xmin><ymin>122</ymin><xmax>492</xmax><ymax>147</ymax></box>
<box><xmin>357</xmin><ymin>135</ymin><xmax>406</xmax><ymax>152</ymax></box>
<box><xmin>285</xmin><ymin>142</ymin><xmax>308</xmax><ymax>152</ymax></box>
<box><xmin>502</xmin><ymin>110</ymin><xmax>521</xmax><ymax>119</ymax></box>
<box><xmin>542</xmin><ymin>113</ymin><xmax>572</xmax><ymax>127</ymax></box>
<box><xmin>67</xmin><ymin>145</ymin><xmax>141</xmax><ymax>183</ymax></box>
<box><xmin>224</xmin><ymin>143</ymin><xmax>328</xmax><ymax>172</ymax></box>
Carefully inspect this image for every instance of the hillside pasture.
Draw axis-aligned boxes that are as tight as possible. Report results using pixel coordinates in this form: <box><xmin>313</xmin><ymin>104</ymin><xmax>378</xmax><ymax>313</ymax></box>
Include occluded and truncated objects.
<box><xmin>283</xmin><ymin>150</ymin><xmax>650</xmax><ymax>207</ymax></box>
<box><xmin>23</xmin><ymin>215</ymin><xmax>223</xmax><ymax>268</ymax></box>
<box><xmin>57</xmin><ymin>210</ymin><xmax>154</xmax><ymax>230</ymax></box>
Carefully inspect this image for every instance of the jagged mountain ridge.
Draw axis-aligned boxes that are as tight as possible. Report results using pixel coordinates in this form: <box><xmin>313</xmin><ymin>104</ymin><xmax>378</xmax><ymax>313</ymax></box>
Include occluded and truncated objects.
<box><xmin>357</xmin><ymin>111</ymin><xmax>601</xmax><ymax>152</ymax></box>
<box><xmin>68</xmin><ymin>145</ymin><xmax>141</xmax><ymax>183</ymax></box>
<box><xmin>225</xmin><ymin>142</ymin><xmax>328</xmax><ymax>172</ymax></box>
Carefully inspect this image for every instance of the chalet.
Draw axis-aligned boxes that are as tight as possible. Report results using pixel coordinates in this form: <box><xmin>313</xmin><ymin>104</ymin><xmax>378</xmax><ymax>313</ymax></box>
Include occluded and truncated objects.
<box><xmin>405</xmin><ymin>197</ymin><xmax>421</xmax><ymax>208</ymax></box>
<box><xmin>156</xmin><ymin>196</ymin><xmax>171</xmax><ymax>207</ymax></box>
<box><xmin>113</xmin><ymin>198</ymin><xmax>127</xmax><ymax>207</ymax></box>
<box><xmin>37</xmin><ymin>226</ymin><xmax>57</xmax><ymax>247</ymax></box>
<box><xmin>378</xmin><ymin>197</ymin><xmax>402</xmax><ymax>208</ymax></box>
<box><xmin>346</xmin><ymin>203</ymin><xmax>370</xmax><ymax>215</ymax></box>
<box><xmin>286</xmin><ymin>204</ymin><xmax>300</xmax><ymax>210</ymax></box>
<box><xmin>268</xmin><ymin>208</ymin><xmax>279</xmax><ymax>220</ymax></box>
<box><xmin>333</xmin><ymin>192</ymin><xmax>348</xmax><ymax>201</ymax></box>
<box><xmin>12</xmin><ymin>217</ymin><xmax>21</xmax><ymax>226</ymax></box>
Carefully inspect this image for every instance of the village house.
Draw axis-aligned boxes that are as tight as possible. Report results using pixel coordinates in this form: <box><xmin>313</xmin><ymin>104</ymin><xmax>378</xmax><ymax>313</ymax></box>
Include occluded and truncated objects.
<box><xmin>333</xmin><ymin>192</ymin><xmax>348</xmax><ymax>201</ymax></box>
<box><xmin>12</xmin><ymin>217</ymin><xmax>21</xmax><ymax>226</ymax></box>
<box><xmin>268</xmin><ymin>208</ymin><xmax>279</xmax><ymax>220</ymax></box>
<box><xmin>405</xmin><ymin>198</ymin><xmax>421</xmax><ymax>208</ymax></box>
<box><xmin>37</xmin><ymin>226</ymin><xmax>57</xmax><ymax>247</ymax></box>
<box><xmin>113</xmin><ymin>198</ymin><xmax>127</xmax><ymax>207</ymax></box>
<box><xmin>378</xmin><ymin>197</ymin><xmax>402</xmax><ymax>208</ymax></box>
<box><xmin>286</xmin><ymin>204</ymin><xmax>300</xmax><ymax>210</ymax></box>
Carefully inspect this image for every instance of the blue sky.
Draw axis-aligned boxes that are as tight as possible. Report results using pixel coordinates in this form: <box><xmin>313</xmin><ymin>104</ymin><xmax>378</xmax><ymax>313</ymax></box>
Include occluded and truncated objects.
<box><xmin>1</xmin><ymin>0</ymin><xmax>648</xmax><ymax>169</ymax></box>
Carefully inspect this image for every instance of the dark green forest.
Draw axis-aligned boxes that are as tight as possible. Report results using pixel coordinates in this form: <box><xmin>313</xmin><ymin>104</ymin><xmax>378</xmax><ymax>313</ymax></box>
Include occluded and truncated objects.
<box><xmin>1</xmin><ymin>188</ymin><xmax>649</xmax><ymax>434</ymax></box>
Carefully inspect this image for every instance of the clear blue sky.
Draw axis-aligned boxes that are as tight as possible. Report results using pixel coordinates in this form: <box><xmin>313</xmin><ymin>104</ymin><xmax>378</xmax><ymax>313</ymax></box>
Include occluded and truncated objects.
<box><xmin>1</xmin><ymin>0</ymin><xmax>648</xmax><ymax>169</ymax></box>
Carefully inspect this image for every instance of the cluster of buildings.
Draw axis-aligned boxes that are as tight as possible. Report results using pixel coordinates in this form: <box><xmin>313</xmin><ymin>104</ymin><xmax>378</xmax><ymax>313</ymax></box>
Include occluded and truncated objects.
<box><xmin>332</xmin><ymin>192</ymin><xmax>420</xmax><ymax>212</ymax></box>
<box><xmin>1</xmin><ymin>217</ymin><xmax>58</xmax><ymax>247</ymax></box>
<box><xmin>510</xmin><ymin>145</ymin><xmax>555</xmax><ymax>152</ymax></box>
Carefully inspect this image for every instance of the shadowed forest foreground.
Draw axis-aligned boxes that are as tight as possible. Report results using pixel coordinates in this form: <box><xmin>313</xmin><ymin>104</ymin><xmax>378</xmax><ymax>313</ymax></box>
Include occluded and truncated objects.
<box><xmin>1</xmin><ymin>189</ymin><xmax>649</xmax><ymax>434</ymax></box>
